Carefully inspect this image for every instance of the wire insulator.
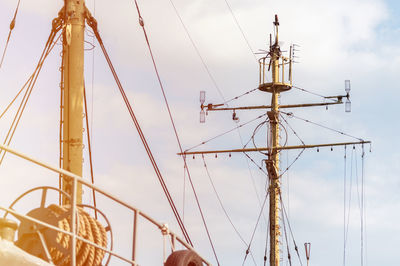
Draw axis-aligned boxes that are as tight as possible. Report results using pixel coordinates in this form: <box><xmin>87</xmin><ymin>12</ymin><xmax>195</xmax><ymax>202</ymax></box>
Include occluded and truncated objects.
<box><xmin>10</xmin><ymin>19</ymin><xmax>15</xmax><ymax>30</ymax></box>
<box><xmin>139</xmin><ymin>17</ymin><xmax>144</xmax><ymax>27</ymax></box>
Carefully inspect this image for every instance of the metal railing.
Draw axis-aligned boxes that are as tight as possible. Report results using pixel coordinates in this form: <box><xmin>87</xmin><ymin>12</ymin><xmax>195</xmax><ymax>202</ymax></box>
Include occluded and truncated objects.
<box><xmin>0</xmin><ymin>144</ymin><xmax>211</xmax><ymax>266</ymax></box>
<box><xmin>258</xmin><ymin>55</ymin><xmax>293</xmax><ymax>86</ymax></box>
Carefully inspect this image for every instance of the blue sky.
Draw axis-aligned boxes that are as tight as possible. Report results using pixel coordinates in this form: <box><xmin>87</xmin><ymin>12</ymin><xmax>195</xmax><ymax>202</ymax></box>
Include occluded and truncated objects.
<box><xmin>0</xmin><ymin>0</ymin><xmax>399</xmax><ymax>265</ymax></box>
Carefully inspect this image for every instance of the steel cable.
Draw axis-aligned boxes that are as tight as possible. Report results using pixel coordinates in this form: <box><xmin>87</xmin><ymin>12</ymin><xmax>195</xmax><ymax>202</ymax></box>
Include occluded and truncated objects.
<box><xmin>88</xmin><ymin>18</ymin><xmax>193</xmax><ymax>247</ymax></box>
<box><xmin>222</xmin><ymin>0</ymin><xmax>258</xmax><ymax>62</ymax></box>
<box><xmin>185</xmin><ymin>113</ymin><xmax>267</xmax><ymax>152</ymax></box>
<box><xmin>83</xmin><ymin>85</ymin><xmax>98</xmax><ymax>219</ymax></box>
<box><xmin>282</xmin><ymin>111</ymin><xmax>364</xmax><ymax>141</ymax></box>
<box><xmin>0</xmin><ymin>27</ymin><xmax>61</xmax><ymax>164</ymax></box>
<box><xmin>202</xmin><ymin>154</ymin><xmax>257</xmax><ymax>265</ymax></box>
<box><xmin>279</xmin><ymin>191</ymin><xmax>303</xmax><ymax>266</ymax></box>
<box><xmin>0</xmin><ymin>0</ymin><xmax>21</xmax><ymax>69</ymax></box>
<box><xmin>242</xmin><ymin>191</ymin><xmax>269</xmax><ymax>265</ymax></box>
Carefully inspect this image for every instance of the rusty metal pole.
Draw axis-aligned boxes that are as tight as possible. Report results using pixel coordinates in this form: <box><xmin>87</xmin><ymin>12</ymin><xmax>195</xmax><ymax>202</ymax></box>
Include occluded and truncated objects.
<box><xmin>62</xmin><ymin>0</ymin><xmax>85</xmax><ymax>205</ymax></box>
<box><xmin>269</xmin><ymin>14</ymin><xmax>281</xmax><ymax>266</ymax></box>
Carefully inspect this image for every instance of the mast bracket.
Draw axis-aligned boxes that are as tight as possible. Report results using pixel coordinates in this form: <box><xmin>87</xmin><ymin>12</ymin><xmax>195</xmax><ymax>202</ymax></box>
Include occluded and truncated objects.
<box><xmin>267</xmin><ymin>111</ymin><xmax>278</xmax><ymax>122</ymax></box>
<box><xmin>265</xmin><ymin>159</ymin><xmax>278</xmax><ymax>179</ymax></box>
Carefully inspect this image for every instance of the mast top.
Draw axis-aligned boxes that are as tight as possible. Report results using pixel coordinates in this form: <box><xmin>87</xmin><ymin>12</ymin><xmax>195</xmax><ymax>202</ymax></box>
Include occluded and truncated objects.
<box><xmin>273</xmin><ymin>14</ymin><xmax>279</xmax><ymax>26</ymax></box>
<box><xmin>257</xmin><ymin>15</ymin><xmax>292</xmax><ymax>93</ymax></box>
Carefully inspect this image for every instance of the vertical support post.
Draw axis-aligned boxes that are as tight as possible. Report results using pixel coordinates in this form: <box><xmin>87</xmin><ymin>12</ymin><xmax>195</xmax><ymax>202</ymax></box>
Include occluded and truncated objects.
<box><xmin>268</xmin><ymin>14</ymin><xmax>281</xmax><ymax>266</ymax></box>
<box><xmin>62</xmin><ymin>0</ymin><xmax>86</xmax><ymax>204</ymax></box>
<box><xmin>71</xmin><ymin>176</ymin><xmax>77</xmax><ymax>266</ymax></box>
<box><xmin>263</xmin><ymin>58</ymin><xmax>266</xmax><ymax>83</ymax></box>
<box><xmin>171</xmin><ymin>234</ymin><xmax>176</xmax><ymax>251</ymax></box>
<box><xmin>289</xmin><ymin>46</ymin><xmax>293</xmax><ymax>85</ymax></box>
<box><xmin>132</xmin><ymin>210</ymin><xmax>138</xmax><ymax>264</ymax></box>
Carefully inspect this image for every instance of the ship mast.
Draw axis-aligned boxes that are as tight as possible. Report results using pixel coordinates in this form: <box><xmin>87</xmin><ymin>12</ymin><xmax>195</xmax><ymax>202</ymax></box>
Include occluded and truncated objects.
<box><xmin>268</xmin><ymin>14</ymin><xmax>282</xmax><ymax>266</ymax></box>
<box><xmin>181</xmin><ymin>14</ymin><xmax>370</xmax><ymax>266</ymax></box>
<box><xmin>61</xmin><ymin>0</ymin><xmax>86</xmax><ymax>204</ymax></box>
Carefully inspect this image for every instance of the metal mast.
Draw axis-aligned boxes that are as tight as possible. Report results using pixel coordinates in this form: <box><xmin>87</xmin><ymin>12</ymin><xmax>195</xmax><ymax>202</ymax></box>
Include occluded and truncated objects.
<box><xmin>61</xmin><ymin>0</ymin><xmax>86</xmax><ymax>204</ymax></box>
<box><xmin>268</xmin><ymin>15</ymin><xmax>282</xmax><ymax>266</ymax></box>
<box><xmin>268</xmin><ymin>16</ymin><xmax>281</xmax><ymax>265</ymax></box>
<box><xmin>181</xmin><ymin>14</ymin><xmax>370</xmax><ymax>266</ymax></box>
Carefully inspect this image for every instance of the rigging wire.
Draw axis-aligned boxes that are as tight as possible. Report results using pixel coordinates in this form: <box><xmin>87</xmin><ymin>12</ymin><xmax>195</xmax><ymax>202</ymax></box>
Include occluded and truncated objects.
<box><xmin>0</xmin><ymin>27</ymin><xmax>61</xmax><ymax>164</ymax></box>
<box><xmin>202</xmin><ymin>154</ymin><xmax>257</xmax><ymax>265</ymax></box>
<box><xmin>280</xmin><ymin>197</ymin><xmax>292</xmax><ymax>266</ymax></box>
<box><xmin>242</xmin><ymin>118</ymin><xmax>268</xmax><ymax>149</ymax></box>
<box><xmin>344</xmin><ymin>146</ymin><xmax>355</xmax><ymax>263</ymax></box>
<box><xmin>58</xmin><ymin>40</ymin><xmax>64</xmax><ymax>205</ymax></box>
<box><xmin>0</xmin><ymin>0</ymin><xmax>21</xmax><ymax>69</ymax></box>
<box><xmin>354</xmin><ymin>145</ymin><xmax>364</xmax><ymax>266</ymax></box>
<box><xmin>182</xmin><ymin>160</ymin><xmax>187</xmax><ymax>223</ymax></box>
<box><xmin>280</xmin><ymin>114</ymin><xmax>305</xmax><ymax>146</ymax></box>
<box><xmin>250</xmin><ymin>119</ymin><xmax>271</xmax><ymax>156</ymax></box>
<box><xmin>127</xmin><ymin>1</ymin><xmax>222</xmax><ymax>262</ymax></box>
<box><xmin>185</xmin><ymin>112</ymin><xmax>267</xmax><ymax>152</ymax></box>
<box><xmin>292</xmin><ymin>85</ymin><xmax>337</xmax><ymax>102</ymax></box>
<box><xmin>221</xmin><ymin>87</ymin><xmax>259</xmax><ymax>106</ymax></box>
<box><xmin>166</xmin><ymin>0</ymin><xmax>226</xmax><ymax>103</ymax></box>
<box><xmin>221</xmin><ymin>0</ymin><xmax>258</xmax><ymax>62</ymax></box>
<box><xmin>0</xmin><ymin>75</ymin><xmax>33</xmax><ymax>121</ymax></box>
<box><xmin>343</xmin><ymin>145</ymin><xmax>367</xmax><ymax>266</ymax></box>
<box><xmin>263</xmin><ymin>217</ymin><xmax>270</xmax><ymax>266</ymax></box>
<box><xmin>286</xmin><ymin>147</ymin><xmax>291</xmax><ymax>245</ymax></box>
<box><xmin>243</xmin><ymin>152</ymin><xmax>268</xmax><ymax>176</ymax></box>
<box><xmin>343</xmin><ymin>145</ymin><xmax>355</xmax><ymax>266</ymax></box>
<box><xmin>242</xmin><ymin>190</ymin><xmax>269</xmax><ymax>266</ymax></box>
<box><xmin>239</xmin><ymin>122</ymin><xmax>271</xmax><ymax>232</ymax></box>
<box><xmin>279</xmin><ymin>191</ymin><xmax>304</xmax><ymax>266</ymax></box>
<box><xmin>361</xmin><ymin>144</ymin><xmax>366</xmax><ymax>266</ymax></box>
<box><xmin>168</xmin><ymin>0</ymin><xmax>268</xmax><ymax>244</ymax></box>
<box><xmin>83</xmin><ymin>84</ymin><xmax>98</xmax><ymax>219</ymax></box>
<box><xmin>343</xmin><ymin>145</ymin><xmax>347</xmax><ymax>266</ymax></box>
<box><xmin>281</xmin><ymin>111</ymin><xmax>364</xmax><ymax>141</ymax></box>
<box><xmin>90</xmin><ymin>0</ymin><xmax>96</xmax><ymax>147</ymax></box>
<box><xmin>202</xmin><ymin>154</ymin><xmax>248</xmax><ymax>245</ymax></box>
<box><xmin>278</xmin><ymin>115</ymin><xmax>306</xmax><ymax>178</ymax></box>
<box><xmin>88</xmin><ymin>19</ymin><xmax>194</xmax><ymax>247</ymax></box>
<box><xmin>238</xmin><ymin>127</ymin><xmax>270</xmax><ymax>230</ymax></box>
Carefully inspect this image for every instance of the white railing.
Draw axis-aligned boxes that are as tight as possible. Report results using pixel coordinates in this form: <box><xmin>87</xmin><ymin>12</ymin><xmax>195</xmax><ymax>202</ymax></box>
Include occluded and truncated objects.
<box><xmin>0</xmin><ymin>144</ymin><xmax>211</xmax><ymax>266</ymax></box>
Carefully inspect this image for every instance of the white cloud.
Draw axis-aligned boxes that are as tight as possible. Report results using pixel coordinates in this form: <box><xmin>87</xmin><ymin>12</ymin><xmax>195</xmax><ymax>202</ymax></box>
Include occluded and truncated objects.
<box><xmin>0</xmin><ymin>0</ymin><xmax>398</xmax><ymax>265</ymax></box>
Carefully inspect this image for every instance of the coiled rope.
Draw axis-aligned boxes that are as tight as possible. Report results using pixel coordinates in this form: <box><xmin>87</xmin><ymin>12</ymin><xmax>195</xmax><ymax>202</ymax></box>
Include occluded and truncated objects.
<box><xmin>25</xmin><ymin>204</ymin><xmax>108</xmax><ymax>266</ymax></box>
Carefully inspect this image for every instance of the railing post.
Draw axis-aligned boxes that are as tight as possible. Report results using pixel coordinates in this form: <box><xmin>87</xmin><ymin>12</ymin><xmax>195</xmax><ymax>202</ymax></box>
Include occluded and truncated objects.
<box><xmin>132</xmin><ymin>210</ymin><xmax>138</xmax><ymax>264</ymax></box>
<box><xmin>71</xmin><ymin>176</ymin><xmax>77</xmax><ymax>266</ymax></box>
<box><xmin>171</xmin><ymin>234</ymin><xmax>176</xmax><ymax>252</ymax></box>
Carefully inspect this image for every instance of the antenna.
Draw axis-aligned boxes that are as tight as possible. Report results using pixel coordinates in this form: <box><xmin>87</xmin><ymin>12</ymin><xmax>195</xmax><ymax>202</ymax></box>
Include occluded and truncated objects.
<box><xmin>274</xmin><ymin>14</ymin><xmax>279</xmax><ymax>26</ymax></box>
<box><xmin>200</xmin><ymin>91</ymin><xmax>206</xmax><ymax>123</ymax></box>
<box><xmin>345</xmin><ymin>80</ymin><xmax>351</xmax><ymax>113</ymax></box>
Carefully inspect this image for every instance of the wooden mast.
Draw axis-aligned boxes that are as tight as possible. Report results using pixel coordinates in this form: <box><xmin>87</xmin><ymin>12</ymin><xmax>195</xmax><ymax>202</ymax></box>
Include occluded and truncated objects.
<box><xmin>61</xmin><ymin>0</ymin><xmax>85</xmax><ymax>204</ymax></box>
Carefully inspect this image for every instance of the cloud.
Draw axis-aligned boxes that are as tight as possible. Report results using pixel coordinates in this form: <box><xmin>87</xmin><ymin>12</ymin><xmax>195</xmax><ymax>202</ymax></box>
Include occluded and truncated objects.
<box><xmin>0</xmin><ymin>0</ymin><xmax>399</xmax><ymax>265</ymax></box>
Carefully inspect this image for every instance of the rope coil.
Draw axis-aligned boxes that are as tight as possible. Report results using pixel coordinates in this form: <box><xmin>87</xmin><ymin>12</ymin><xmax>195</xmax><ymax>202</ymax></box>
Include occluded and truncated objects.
<box><xmin>17</xmin><ymin>204</ymin><xmax>107</xmax><ymax>266</ymax></box>
<box><xmin>48</xmin><ymin>204</ymin><xmax>107</xmax><ymax>266</ymax></box>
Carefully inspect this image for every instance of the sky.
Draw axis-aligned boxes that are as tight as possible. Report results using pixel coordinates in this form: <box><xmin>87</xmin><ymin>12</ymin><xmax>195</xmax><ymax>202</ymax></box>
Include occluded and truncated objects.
<box><xmin>0</xmin><ymin>0</ymin><xmax>399</xmax><ymax>265</ymax></box>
